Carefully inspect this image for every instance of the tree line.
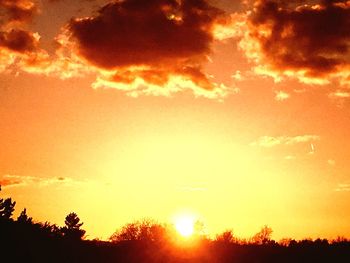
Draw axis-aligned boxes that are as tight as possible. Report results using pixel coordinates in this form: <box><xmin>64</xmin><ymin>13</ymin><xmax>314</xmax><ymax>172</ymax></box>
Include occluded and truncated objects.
<box><xmin>1</xmin><ymin>185</ymin><xmax>350</xmax><ymax>263</ymax></box>
<box><xmin>0</xmin><ymin>186</ymin><xmax>285</xmax><ymax>245</ymax></box>
<box><xmin>1</xmin><ymin>185</ymin><xmax>349</xmax><ymax>245</ymax></box>
<box><xmin>1</xmin><ymin>186</ymin><xmax>85</xmax><ymax>240</ymax></box>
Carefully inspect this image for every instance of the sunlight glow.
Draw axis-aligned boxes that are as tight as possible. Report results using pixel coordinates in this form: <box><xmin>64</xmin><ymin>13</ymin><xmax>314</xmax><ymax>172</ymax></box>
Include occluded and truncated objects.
<box><xmin>174</xmin><ymin>215</ymin><xmax>196</xmax><ymax>238</ymax></box>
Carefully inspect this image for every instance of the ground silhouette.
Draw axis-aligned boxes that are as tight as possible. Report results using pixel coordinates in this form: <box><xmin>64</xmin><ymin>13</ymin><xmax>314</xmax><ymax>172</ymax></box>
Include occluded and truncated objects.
<box><xmin>1</xmin><ymin>186</ymin><xmax>350</xmax><ymax>263</ymax></box>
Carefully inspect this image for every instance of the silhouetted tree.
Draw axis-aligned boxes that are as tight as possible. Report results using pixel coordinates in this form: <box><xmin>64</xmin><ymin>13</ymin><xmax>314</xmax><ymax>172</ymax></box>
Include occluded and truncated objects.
<box><xmin>279</xmin><ymin>237</ymin><xmax>294</xmax><ymax>247</ymax></box>
<box><xmin>216</xmin><ymin>229</ymin><xmax>237</xmax><ymax>243</ymax></box>
<box><xmin>333</xmin><ymin>236</ymin><xmax>349</xmax><ymax>244</ymax></box>
<box><xmin>251</xmin><ymin>225</ymin><xmax>273</xmax><ymax>244</ymax></box>
<box><xmin>39</xmin><ymin>221</ymin><xmax>63</xmax><ymax>238</ymax></box>
<box><xmin>193</xmin><ymin>220</ymin><xmax>207</xmax><ymax>238</ymax></box>
<box><xmin>110</xmin><ymin>218</ymin><xmax>167</xmax><ymax>242</ymax></box>
<box><xmin>0</xmin><ymin>185</ymin><xmax>16</xmax><ymax>220</ymax></box>
<box><xmin>17</xmin><ymin>208</ymin><xmax>33</xmax><ymax>224</ymax></box>
<box><xmin>61</xmin><ymin>212</ymin><xmax>86</xmax><ymax>240</ymax></box>
<box><xmin>314</xmin><ymin>238</ymin><xmax>329</xmax><ymax>247</ymax></box>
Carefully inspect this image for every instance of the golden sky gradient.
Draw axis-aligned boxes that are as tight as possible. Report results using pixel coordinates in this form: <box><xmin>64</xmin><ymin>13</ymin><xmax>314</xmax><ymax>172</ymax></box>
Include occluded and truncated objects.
<box><xmin>1</xmin><ymin>0</ymin><xmax>350</xmax><ymax>240</ymax></box>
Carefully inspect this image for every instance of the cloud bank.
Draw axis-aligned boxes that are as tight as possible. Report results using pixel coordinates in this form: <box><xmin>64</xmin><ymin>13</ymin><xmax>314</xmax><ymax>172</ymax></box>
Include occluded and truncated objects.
<box><xmin>1</xmin><ymin>0</ymin><xmax>349</xmax><ymax>97</ymax></box>
<box><xmin>0</xmin><ymin>0</ymin><xmax>236</xmax><ymax>98</ymax></box>
<box><xmin>237</xmin><ymin>0</ymin><xmax>350</xmax><ymax>85</ymax></box>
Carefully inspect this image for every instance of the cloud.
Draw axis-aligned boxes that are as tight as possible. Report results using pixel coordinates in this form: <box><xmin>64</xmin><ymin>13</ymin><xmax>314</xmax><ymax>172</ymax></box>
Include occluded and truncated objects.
<box><xmin>69</xmin><ymin>0</ymin><xmax>222</xmax><ymax>69</ymax></box>
<box><xmin>235</xmin><ymin>0</ymin><xmax>350</xmax><ymax>85</ymax></box>
<box><xmin>251</xmin><ymin>135</ymin><xmax>320</xmax><ymax>147</ymax></box>
<box><xmin>0</xmin><ymin>29</ymin><xmax>56</xmax><ymax>74</ymax></box>
<box><xmin>16</xmin><ymin>28</ymin><xmax>95</xmax><ymax>78</ymax></box>
<box><xmin>0</xmin><ymin>25</ymin><xmax>94</xmax><ymax>79</ymax></box>
<box><xmin>212</xmin><ymin>12</ymin><xmax>246</xmax><ymax>40</ymax></box>
<box><xmin>0</xmin><ymin>1</ymin><xmax>51</xmax><ymax>74</ymax></box>
<box><xmin>329</xmin><ymin>90</ymin><xmax>350</xmax><ymax>98</ymax></box>
<box><xmin>0</xmin><ymin>0</ymin><xmax>37</xmax><ymax>24</ymax></box>
<box><xmin>0</xmin><ymin>174</ymin><xmax>77</xmax><ymax>188</ymax></box>
<box><xmin>335</xmin><ymin>183</ymin><xmax>350</xmax><ymax>192</ymax></box>
<box><xmin>92</xmin><ymin>67</ymin><xmax>235</xmax><ymax>99</ymax></box>
<box><xmin>274</xmin><ymin>90</ymin><xmax>290</xmax><ymax>101</ymax></box>
<box><xmin>0</xmin><ymin>29</ymin><xmax>38</xmax><ymax>52</ymax></box>
<box><xmin>328</xmin><ymin>89</ymin><xmax>350</xmax><ymax>107</ymax></box>
<box><xmin>0</xmin><ymin>176</ymin><xmax>22</xmax><ymax>187</ymax></box>
<box><xmin>0</xmin><ymin>0</ymin><xmax>237</xmax><ymax>99</ymax></box>
<box><xmin>65</xmin><ymin>0</ymin><xmax>230</xmax><ymax>97</ymax></box>
<box><xmin>48</xmin><ymin>0</ymin><xmax>97</xmax><ymax>2</ymax></box>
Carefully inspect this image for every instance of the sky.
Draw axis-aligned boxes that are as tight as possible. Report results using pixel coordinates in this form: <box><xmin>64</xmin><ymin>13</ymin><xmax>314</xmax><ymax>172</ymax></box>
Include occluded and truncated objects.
<box><xmin>0</xmin><ymin>0</ymin><xmax>350</xmax><ymax>241</ymax></box>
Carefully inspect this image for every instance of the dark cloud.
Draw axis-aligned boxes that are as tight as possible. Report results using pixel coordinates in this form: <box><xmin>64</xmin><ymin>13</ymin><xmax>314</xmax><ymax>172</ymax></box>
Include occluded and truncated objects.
<box><xmin>0</xmin><ymin>1</ymin><xmax>41</xmax><ymax>72</ymax></box>
<box><xmin>242</xmin><ymin>0</ymin><xmax>350</xmax><ymax>81</ymax></box>
<box><xmin>0</xmin><ymin>0</ymin><xmax>233</xmax><ymax>98</ymax></box>
<box><xmin>0</xmin><ymin>0</ymin><xmax>37</xmax><ymax>23</ymax></box>
<box><xmin>68</xmin><ymin>0</ymin><xmax>223</xmax><ymax>90</ymax></box>
<box><xmin>0</xmin><ymin>29</ymin><xmax>38</xmax><ymax>53</ymax></box>
<box><xmin>48</xmin><ymin>0</ymin><xmax>97</xmax><ymax>2</ymax></box>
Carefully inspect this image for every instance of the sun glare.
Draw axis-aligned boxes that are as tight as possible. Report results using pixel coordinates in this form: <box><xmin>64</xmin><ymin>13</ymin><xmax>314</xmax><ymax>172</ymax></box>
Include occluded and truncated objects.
<box><xmin>174</xmin><ymin>215</ymin><xmax>195</xmax><ymax>238</ymax></box>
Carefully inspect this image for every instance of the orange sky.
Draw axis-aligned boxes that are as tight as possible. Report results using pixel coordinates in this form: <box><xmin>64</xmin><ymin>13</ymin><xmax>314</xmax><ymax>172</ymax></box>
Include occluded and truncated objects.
<box><xmin>1</xmin><ymin>0</ymin><xmax>350</xmax><ymax>241</ymax></box>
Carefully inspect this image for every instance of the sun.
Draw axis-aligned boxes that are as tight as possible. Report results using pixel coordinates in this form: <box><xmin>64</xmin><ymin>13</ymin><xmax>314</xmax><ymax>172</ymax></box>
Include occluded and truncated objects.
<box><xmin>174</xmin><ymin>215</ymin><xmax>195</xmax><ymax>238</ymax></box>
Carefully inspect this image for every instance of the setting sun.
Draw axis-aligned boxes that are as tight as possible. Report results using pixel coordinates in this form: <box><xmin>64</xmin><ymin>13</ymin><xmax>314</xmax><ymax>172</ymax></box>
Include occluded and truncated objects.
<box><xmin>174</xmin><ymin>215</ymin><xmax>196</xmax><ymax>238</ymax></box>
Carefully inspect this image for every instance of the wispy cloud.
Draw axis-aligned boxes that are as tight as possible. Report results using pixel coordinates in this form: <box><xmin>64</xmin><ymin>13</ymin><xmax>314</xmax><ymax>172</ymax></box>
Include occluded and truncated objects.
<box><xmin>275</xmin><ymin>90</ymin><xmax>290</xmax><ymax>101</ymax></box>
<box><xmin>329</xmin><ymin>90</ymin><xmax>350</xmax><ymax>99</ymax></box>
<box><xmin>251</xmin><ymin>135</ymin><xmax>320</xmax><ymax>148</ymax></box>
<box><xmin>92</xmin><ymin>71</ymin><xmax>235</xmax><ymax>99</ymax></box>
<box><xmin>335</xmin><ymin>183</ymin><xmax>350</xmax><ymax>192</ymax></box>
<box><xmin>0</xmin><ymin>174</ymin><xmax>79</xmax><ymax>189</ymax></box>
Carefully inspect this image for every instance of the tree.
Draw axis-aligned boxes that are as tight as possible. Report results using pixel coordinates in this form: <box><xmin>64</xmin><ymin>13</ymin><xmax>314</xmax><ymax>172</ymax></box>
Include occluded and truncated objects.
<box><xmin>193</xmin><ymin>220</ymin><xmax>207</xmax><ymax>238</ymax></box>
<box><xmin>279</xmin><ymin>238</ymin><xmax>293</xmax><ymax>247</ymax></box>
<box><xmin>39</xmin><ymin>222</ymin><xmax>63</xmax><ymax>238</ymax></box>
<box><xmin>216</xmin><ymin>229</ymin><xmax>237</xmax><ymax>243</ymax></box>
<box><xmin>251</xmin><ymin>225</ymin><xmax>273</xmax><ymax>245</ymax></box>
<box><xmin>0</xmin><ymin>185</ymin><xmax>16</xmax><ymax>220</ymax></box>
<box><xmin>61</xmin><ymin>212</ymin><xmax>86</xmax><ymax>240</ymax></box>
<box><xmin>17</xmin><ymin>208</ymin><xmax>33</xmax><ymax>224</ymax></box>
<box><xmin>109</xmin><ymin>218</ymin><xmax>167</xmax><ymax>242</ymax></box>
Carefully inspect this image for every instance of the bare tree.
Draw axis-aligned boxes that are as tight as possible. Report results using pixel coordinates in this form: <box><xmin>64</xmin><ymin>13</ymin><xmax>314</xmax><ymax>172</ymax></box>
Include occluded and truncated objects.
<box><xmin>251</xmin><ymin>225</ymin><xmax>273</xmax><ymax>244</ymax></box>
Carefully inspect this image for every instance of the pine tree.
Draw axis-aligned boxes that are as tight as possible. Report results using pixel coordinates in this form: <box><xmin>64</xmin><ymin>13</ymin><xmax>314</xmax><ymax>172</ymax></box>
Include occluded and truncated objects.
<box><xmin>61</xmin><ymin>212</ymin><xmax>86</xmax><ymax>240</ymax></box>
<box><xmin>17</xmin><ymin>208</ymin><xmax>33</xmax><ymax>224</ymax></box>
<box><xmin>0</xmin><ymin>186</ymin><xmax>16</xmax><ymax>220</ymax></box>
